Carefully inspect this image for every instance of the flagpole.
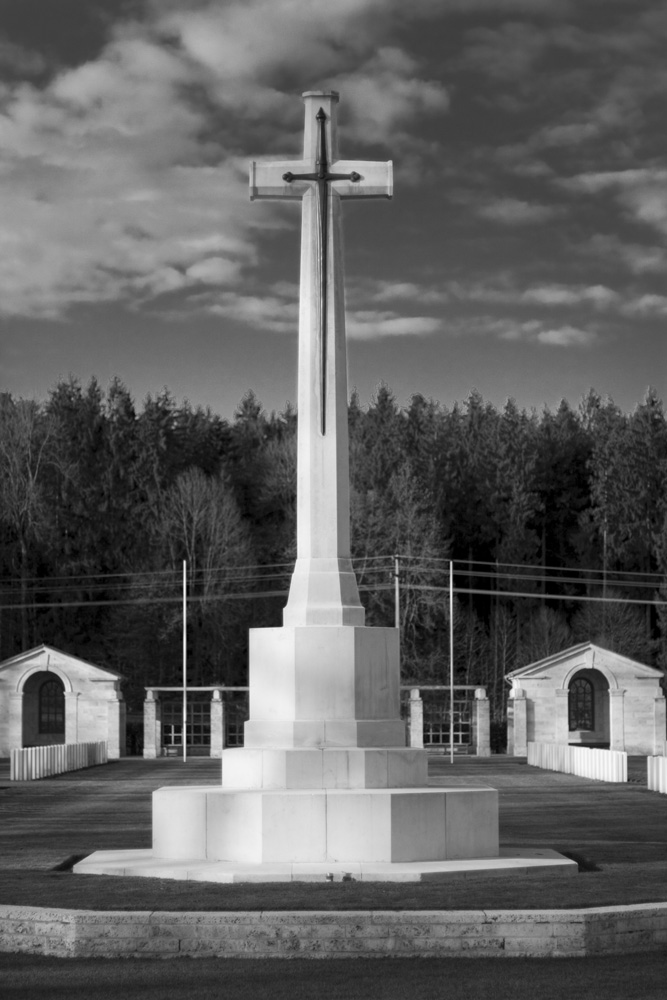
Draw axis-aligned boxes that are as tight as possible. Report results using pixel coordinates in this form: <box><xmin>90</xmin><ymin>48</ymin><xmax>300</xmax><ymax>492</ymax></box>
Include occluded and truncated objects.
<box><xmin>182</xmin><ymin>559</ymin><xmax>187</xmax><ymax>764</ymax></box>
<box><xmin>394</xmin><ymin>554</ymin><xmax>400</xmax><ymax>630</ymax></box>
<box><xmin>449</xmin><ymin>558</ymin><xmax>454</xmax><ymax>765</ymax></box>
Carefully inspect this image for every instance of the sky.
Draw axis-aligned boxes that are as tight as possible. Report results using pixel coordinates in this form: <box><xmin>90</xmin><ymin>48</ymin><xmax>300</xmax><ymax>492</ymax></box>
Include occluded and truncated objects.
<box><xmin>0</xmin><ymin>0</ymin><xmax>665</xmax><ymax>419</ymax></box>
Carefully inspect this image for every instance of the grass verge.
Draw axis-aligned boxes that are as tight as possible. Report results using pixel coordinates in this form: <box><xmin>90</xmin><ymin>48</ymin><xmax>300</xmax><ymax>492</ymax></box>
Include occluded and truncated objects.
<box><xmin>1</xmin><ymin>861</ymin><xmax>667</xmax><ymax>912</ymax></box>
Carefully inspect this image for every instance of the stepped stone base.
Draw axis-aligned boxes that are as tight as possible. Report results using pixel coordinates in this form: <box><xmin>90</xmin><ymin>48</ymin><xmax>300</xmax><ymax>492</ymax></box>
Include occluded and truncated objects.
<box><xmin>151</xmin><ymin>785</ymin><xmax>498</xmax><ymax>865</ymax></box>
<box><xmin>221</xmin><ymin>747</ymin><xmax>428</xmax><ymax>789</ymax></box>
<box><xmin>73</xmin><ymin>847</ymin><xmax>577</xmax><ymax>884</ymax></box>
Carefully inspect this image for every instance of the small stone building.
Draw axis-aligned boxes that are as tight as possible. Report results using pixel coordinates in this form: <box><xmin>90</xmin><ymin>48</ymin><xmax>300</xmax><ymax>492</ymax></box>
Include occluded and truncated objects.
<box><xmin>0</xmin><ymin>644</ymin><xmax>125</xmax><ymax>758</ymax></box>
<box><xmin>506</xmin><ymin>642</ymin><xmax>666</xmax><ymax>756</ymax></box>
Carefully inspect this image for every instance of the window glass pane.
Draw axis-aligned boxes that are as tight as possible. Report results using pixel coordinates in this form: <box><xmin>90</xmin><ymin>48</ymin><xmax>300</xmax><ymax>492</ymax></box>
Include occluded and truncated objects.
<box><xmin>568</xmin><ymin>678</ymin><xmax>594</xmax><ymax>731</ymax></box>
<box><xmin>39</xmin><ymin>681</ymin><xmax>65</xmax><ymax>734</ymax></box>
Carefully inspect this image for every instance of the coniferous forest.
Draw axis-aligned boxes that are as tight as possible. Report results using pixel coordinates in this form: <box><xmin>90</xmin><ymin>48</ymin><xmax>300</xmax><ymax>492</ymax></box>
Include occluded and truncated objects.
<box><xmin>1</xmin><ymin>377</ymin><xmax>666</xmax><ymax>730</ymax></box>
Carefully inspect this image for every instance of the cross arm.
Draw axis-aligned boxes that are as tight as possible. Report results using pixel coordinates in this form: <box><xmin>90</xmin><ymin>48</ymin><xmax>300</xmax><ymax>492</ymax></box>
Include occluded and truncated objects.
<box><xmin>331</xmin><ymin>160</ymin><xmax>393</xmax><ymax>199</ymax></box>
<box><xmin>249</xmin><ymin>160</ymin><xmax>311</xmax><ymax>200</ymax></box>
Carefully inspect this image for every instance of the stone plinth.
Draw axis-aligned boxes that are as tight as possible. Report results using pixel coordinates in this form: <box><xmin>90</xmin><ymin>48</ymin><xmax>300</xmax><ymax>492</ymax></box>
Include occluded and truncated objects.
<box><xmin>152</xmin><ymin>785</ymin><xmax>498</xmax><ymax>865</ymax></box>
<box><xmin>244</xmin><ymin>625</ymin><xmax>403</xmax><ymax>748</ymax></box>
<box><xmin>221</xmin><ymin>747</ymin><xmax>427</xmax><ymax>789</ymax></box>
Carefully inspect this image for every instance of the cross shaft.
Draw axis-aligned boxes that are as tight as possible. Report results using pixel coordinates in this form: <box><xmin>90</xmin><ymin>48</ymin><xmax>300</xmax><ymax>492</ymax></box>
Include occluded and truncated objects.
<box><xmin>282</xmin><ymin>108</ymin><xmax>361</xmax><ymax>434</ymax></box>
<box><xmin>249</xmin><ymin>91</ymin><xmax>391</xmax><ymax>627</ymax></box>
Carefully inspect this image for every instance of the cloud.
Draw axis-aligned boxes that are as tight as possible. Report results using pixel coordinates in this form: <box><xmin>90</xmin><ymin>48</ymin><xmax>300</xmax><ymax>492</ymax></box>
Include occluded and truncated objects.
<box><xmin>447</xmin><ymin>314</ymin><xmax>600</xmax><ymax>347</ymax></box>
<box><xmin>351</xmin><ymin>279</ymin><xmax>448</xmax><ymax>306</ymax></box>
<box><xmin>329</xmin><ymin>48</ymin><xmax>449</xmax><ymax>147</ymax></box>
<box><xmin>621</xmin><ymin>294</ymin><xmax>667</xmax><ymax>318</ymax></box>
<box><xmin>521</xmin><ymin>284</ymin><xmax>619</xmax><ymax>309</ymax></box>
<box><xmin>561</xmin><ymin>168</ymin><xmax>667</xmax><ymax>239</ymax></box>
<box><xmin>445</xmin><ymin>280</ymin><xmax>620</xmax><ymax>313</ymax></box>
<box><xmin>0</xmin><ymin>38</ymin><xmax>47</xmax><ymax>76</ymax></box>
<box><xmin>0</xmin><ymin>0</ymin><xmax>449</xmax><ymax>320</ymax></box>
<box><xmin>206</xmin><ymin>291</ymin><xmax>298</xmax><ymax>334</ymax></box>
<box><xmin>346</xmin><ymin>311</ymin><xmax>441</xmax><ymax>340</ymax></box>
<box><xmin>561</xmin><ymin>168</ymin><xmax>667</xmax><ymax>194</ymax></box>
<box><xmin>586</xmin><ymin>235</ymin><xmax>667</xmax><ymax>274</ymax></box>
<box><xmin>476</xmin><ymin>197</ymin><xmax>560</xmax><ymax>224</ymax></box>
<box><xmin>459</xmin><ymin>21</ymin><xmax>549</xmax><ymax>80</ymax></box>
<box><xmin>535</xmin><ymin>326</ymin><xmax>599</xmax><ymax>347</ymax></box>
<box><xmin>199</xmin><ymin>289</ymin><xmax>442</xmax><ymax>341</ymax></box>
<box><xmin>186</xmin><ymin>257</ymin><xmax>242</xmax><ymax>285</ymax></box>
<box><xmin>152</xmin><ymin>1</ymin><xmax>448</xmax><ymax>142</ymax></box>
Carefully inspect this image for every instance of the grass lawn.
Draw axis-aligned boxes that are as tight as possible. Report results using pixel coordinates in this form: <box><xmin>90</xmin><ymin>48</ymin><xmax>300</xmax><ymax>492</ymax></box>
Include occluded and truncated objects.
<box><xmin>2</xmin><ymin>952</ymin><xmax>667</xmax><ymax>1000</ymax></box>
<box><xmin>1</xmin><ymin>755</ymin><xmax>666</xmax><ymax>912</ymax></box>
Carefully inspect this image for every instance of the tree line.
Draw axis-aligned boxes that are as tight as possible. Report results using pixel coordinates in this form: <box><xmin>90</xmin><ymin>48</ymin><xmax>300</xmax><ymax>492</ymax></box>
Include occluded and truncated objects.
<box><xmin>1</xmin><ymin>377</ymin><xmax>665</xmax><ymax>726</ymax></box>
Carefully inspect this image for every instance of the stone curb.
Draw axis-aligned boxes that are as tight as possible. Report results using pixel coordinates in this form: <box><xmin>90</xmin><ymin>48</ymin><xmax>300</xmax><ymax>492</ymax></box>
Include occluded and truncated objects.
<box><xmin>2</xmin><ymin>903</ymin><xmax>667</xmax><ymax>959</ymax></box>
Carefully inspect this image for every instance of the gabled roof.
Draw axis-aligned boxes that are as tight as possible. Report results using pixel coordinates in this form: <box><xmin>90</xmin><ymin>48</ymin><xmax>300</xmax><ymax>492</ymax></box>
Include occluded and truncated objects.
<box><xmin>505</xmin><ymin>641</ymin><xmax>663</xmax><ymax>683</ymax></box>
<box><xmin>0</xmin><ymin>643</ymin><xmax>122</xmax><ymax>681</ymax></box>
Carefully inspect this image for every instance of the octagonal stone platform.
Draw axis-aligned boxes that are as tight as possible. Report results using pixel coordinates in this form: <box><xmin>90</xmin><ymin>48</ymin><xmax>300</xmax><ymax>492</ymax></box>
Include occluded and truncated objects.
<box><xmin>151</xmin><ymin>785</ymin><xmax>498</xmax><ymax>865</ymax></box>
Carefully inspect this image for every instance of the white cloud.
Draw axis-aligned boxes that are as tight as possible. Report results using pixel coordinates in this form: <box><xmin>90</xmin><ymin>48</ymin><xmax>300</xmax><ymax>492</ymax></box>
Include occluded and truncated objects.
<box><xmin>346</xmin><ymin>311</ymin><xmax>441</xmax><ymax>340</ymax></box>
<box><xmin>621</xmin><ymin>294</ymin><xmax>667</xmax><ymax>317</ymax></box>
<box><xmin>476</xmin><ymin>197</ymin><xmax>560</xmax><ymax>224</ymax></box>
<box><xmin>444</xmin><ymin>280</ymin><xmax>620</xmax><ymax>313</ymax></box>
<box><xmin>521</xmin><ymin>284</ymin><xmax>619</xmax><ymax>309</ymax></box>
<box><xmin>444</xmin><ymin>314</ymin><xmax>599</xmax><ymax>347</ymax></box>
<box><xmin>329</xmin><ymin>48</ymin><xmax>449</xmax><ymax>146</ymax></box>
<box><xmin>587</xmin><ymin>235</ymin><xmax>667</xmax><ymax>274</ymax></box>
<box><xmin>561</xmin><ymin>168</ymin><xmax>667</xmax><ymax>239</ymax></box>
<box><xmin>186</xmin><ymin>257</ymin><xmax>242</xmax><ymax>285</ymax></box>
<box><xmin>562</xmin><ymin>168</ymin><xmax>667</xmax><ymax>194</ymax></box>
<box><xmin>0</xmin><ymin>0</ymin><xmax>449</xmax><ymax>320</ymax></box>
<box><xmin>352</xmin><ymin>279</ymin><xmax>448</xmax><ymax>306</ymax></box>
<box><xmin>207</xmin><ymin>291</ymin><xmax>298</xmax><ymax>334</ymax></box>
<box><xmin>536</xmin><ymin>326</ymin><xmax>598</xmax><ymax>347</ymax></box>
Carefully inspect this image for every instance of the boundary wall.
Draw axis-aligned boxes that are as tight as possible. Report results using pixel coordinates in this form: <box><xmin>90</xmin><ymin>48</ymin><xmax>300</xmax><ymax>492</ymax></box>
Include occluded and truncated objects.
<box><xmin>527</xmin><ymin>742</ymin><xmax>627</xmax><ymax>782</ymax></box>
<box><xmin>1</xmin><ymin>904</ymin><xmax>667</xmax><ymax>958</ymax></box>
<box><xmin>10</xmin><ymin>741</ymin><xmax>107</xmax><ymax>781</ymax></box>
<box><xmin>647</xmin><ymin>755</ymin><xmax>667</xmax><ymax>794</ymax></box>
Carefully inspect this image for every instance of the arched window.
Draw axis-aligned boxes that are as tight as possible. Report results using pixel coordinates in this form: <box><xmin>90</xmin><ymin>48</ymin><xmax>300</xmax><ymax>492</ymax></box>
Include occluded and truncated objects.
<box><xmin>568</xmin><ymin>677</ymin><xmax>594</xmax><ymax>731</ymax></box>
<box><xmin>39</xmin><ymin>680</ymin><xmax>65</xmax><ymax>734</ymax></box>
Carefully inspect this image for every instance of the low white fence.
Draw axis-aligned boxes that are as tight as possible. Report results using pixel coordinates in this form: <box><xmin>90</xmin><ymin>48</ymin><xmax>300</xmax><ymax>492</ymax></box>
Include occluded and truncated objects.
<box><xmin>10</xmin><ymin>741</ymin><xmax>108</xmax><ymax>781</ymax></box>
<box><xmin>527</xmin><ymin>742</ymin><xmax>627</xmax><ymax>782</ymax></box>
<box><xmin>647</xmin><ymin>756</ymin><xmax>667</xmax><ymax>794</ymax></box>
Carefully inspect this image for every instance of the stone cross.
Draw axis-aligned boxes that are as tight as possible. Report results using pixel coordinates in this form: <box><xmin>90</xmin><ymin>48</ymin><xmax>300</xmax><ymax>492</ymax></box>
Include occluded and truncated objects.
<box><xmin>250</xmin><ymin>91</ymin><xmax>392</xmax><ymax>629</ymax></box>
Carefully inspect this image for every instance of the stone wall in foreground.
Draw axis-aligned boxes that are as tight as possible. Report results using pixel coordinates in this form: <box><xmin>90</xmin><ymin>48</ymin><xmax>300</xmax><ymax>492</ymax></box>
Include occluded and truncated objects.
<box><xmin>1</xmin><ymin>904</ymin><xmax>667</xmax><ymax>958</ymax></box>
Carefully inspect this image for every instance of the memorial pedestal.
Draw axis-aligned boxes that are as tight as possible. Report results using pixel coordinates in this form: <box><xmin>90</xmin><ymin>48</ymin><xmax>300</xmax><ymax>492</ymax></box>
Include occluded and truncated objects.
<box><xmin>146</xmin><ymin>623</ymin><xmax>500</xmax><ymax>874</ymax></box>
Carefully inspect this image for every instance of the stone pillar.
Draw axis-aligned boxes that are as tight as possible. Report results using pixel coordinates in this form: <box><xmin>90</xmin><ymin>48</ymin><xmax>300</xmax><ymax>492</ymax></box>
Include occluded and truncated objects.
<box><xmin>143</xmin><ymin>690</ymin><xmax>162</xmax><ymax>759</ymax></box>
<box><xmin>554</xmin><ymin>689</ymin><xmax>569</xmax><ymax>744</ymax></box>
<box><xmin>507</xmin><ymin>688</ymin><xmax>527</xmax><ymax>756</ymax></box>
<box><xmin>8</xmin><ymin>692</ymin><xmax>23</xmax><ymax>751</ymax></box>
<box><xmin>654</xmin><ymin>696</ymin><xmax>667</xmax><ymax>755</ymax></box>
<box><xmin>64</xmin><ymin>691</ymin><xmax>79</xmax><ymax>744</ymax></box>
<box><xmin>408</xmin><ymin>688</ymin><xmax>423</xmax><ymax>748</ymax></box>
<box><xmin>210</xmin><ymin>690</ymin><xmax>224</xmax><ymax>758</ymax></box>
<box><xmin>473</xmin><ymin>687</ymin><xmax>491</xmax><ymax>756</ymax></box>
<box><xmin>609</xmin><ymin>689</ymin><xmax>626</xmax><ymax>750</ymax></box>
<box><xmin>107</xmin><ymin>691</ymin><xmax>126</xmax><ymax>759</ymax></box>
